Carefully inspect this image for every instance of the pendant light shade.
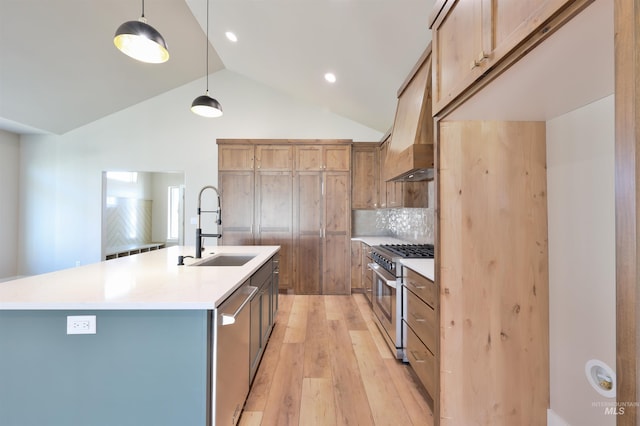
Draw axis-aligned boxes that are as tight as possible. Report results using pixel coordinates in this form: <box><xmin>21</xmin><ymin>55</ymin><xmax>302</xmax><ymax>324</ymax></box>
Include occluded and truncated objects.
<box><xmin>114</xmin><ymin>1</ymin><xmax>169</xmax><ymax>64</ymax></box>
<box><xmin>191</xmin><ymin>92</ymin><xmax>223</xmax><ymax>117</ymax></box>
<box><xmin>191</xmin><ymin>0</ymin><xmax>223</xmax><ymax>117</ymax></box>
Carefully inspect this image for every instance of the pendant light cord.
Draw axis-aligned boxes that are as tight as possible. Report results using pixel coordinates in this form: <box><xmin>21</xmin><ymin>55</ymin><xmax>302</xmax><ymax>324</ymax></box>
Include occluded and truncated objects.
<box><xmin>205</xmin><ymin>0</ymin><xmax>209</xmax><ymax>93</ymax></box>
<box><xmin>141</xmin><ymin>0</ymin><xmax>145</xmax><ymax>18</ymax></box>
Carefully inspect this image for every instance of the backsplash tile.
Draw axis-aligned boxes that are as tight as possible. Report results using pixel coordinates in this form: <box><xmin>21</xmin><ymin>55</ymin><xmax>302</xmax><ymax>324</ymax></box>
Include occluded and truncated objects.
<box><xmin>353</xmin><ymin>180</ymin><xmax>435</xmax><ymax>243</ymax></box>
<box><xmin>352</xmin><ymin>207</ymin><xmax>434</xmax><ymax>244</ymax></box>
<box><xmin>377</xmin><ymin>208</ymin><xmax>434</xmax><ymax>244</ymax></box>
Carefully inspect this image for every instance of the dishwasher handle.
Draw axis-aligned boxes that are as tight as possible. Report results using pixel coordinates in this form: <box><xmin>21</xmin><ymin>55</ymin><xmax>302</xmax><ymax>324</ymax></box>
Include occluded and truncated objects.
<box><xmin>221</xmin><ymin>285</ymin><xmax>258</xmax><ymax>326</ymax></box>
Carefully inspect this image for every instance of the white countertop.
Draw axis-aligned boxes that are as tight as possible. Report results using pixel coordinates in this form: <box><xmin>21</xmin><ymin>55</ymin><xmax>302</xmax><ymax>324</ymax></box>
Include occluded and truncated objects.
<box><xmin>400</xmin><ymin>259</ymin><xmax>435</xmax><ymax>281</ymax></box>
<box><xmin>0</xmin><ymin>245</ymin><xmax>279</xmax><ymax>310</ymax></box>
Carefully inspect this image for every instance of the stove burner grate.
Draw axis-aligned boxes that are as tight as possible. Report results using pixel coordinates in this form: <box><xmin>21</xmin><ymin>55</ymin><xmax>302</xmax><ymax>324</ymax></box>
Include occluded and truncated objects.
<box><xmin>380</xmin><ymin>244</ymin><xmax>434</xmax><ymax>258</ymax></box>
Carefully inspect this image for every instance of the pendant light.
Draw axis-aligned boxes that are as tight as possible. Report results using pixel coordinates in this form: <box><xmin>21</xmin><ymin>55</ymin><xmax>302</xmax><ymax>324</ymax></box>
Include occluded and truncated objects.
<box><xmin>191</xmin><ymin>0</ymin><xmax>223</xmax><ymax>118</ymax></box>
<box><xmin>114</xmin><ymin>0</ymin><xmax>169</xmax><ymax>64</ymax></box>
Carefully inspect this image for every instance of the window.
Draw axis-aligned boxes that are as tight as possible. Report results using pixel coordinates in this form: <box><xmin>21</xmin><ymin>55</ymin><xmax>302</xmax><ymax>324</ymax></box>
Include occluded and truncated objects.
<box><xmin>167</xmin><ymin>186</ymin><xmax>181</xmax><ymax>241</ymax></box>
<box><xmin>106</xmin><ymin>171</ymin><xmax>138</xmax><ymax>183</ymax></box>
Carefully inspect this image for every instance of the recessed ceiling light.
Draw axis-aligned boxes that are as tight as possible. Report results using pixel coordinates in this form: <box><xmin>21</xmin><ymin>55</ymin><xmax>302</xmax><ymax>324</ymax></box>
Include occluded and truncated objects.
<box><xmin>225</xmin><ymin>31</ymin><xmax>238</xmax><ymax>42</ymax></box>
<box><xmin>324</xmin><ymin>72</ymin><xmax>336</xmax><ymax>83</ymax></box>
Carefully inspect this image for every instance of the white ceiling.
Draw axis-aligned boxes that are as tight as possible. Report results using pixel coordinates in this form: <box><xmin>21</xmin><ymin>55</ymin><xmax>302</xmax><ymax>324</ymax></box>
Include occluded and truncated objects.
<box><xmin>0</xmin><ymin>0</ymin><xmax>434</xmax><ymax>135</ymax></box>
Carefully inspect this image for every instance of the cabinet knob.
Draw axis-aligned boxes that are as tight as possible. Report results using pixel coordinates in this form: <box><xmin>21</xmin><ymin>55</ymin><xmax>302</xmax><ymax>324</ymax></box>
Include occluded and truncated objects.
<box><xmin>471</xmin><ymin>51</ymin><xmax>489</xmax><ymax>69</ymax></box>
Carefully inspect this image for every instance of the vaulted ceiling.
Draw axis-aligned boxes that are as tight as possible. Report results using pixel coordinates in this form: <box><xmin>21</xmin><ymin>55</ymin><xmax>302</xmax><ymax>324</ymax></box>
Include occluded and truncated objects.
<box><xmin>0</xmin><ymin>0</ymin><xmax>433</xmax><ymax>135</ymax></box>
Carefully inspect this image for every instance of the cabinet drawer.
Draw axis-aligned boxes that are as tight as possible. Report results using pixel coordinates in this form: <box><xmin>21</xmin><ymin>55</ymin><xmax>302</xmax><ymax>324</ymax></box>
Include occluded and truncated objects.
<box><xmin>405</xmin><ymin>324</ymin><xmax>437</xmax><ymax>398</ymax></box>
<box><xmin>405</xmin><ymin>289</ymin><xmax>437</xmax><ymax>352</ymax></box>
<box><xmin>405</xmin><ymin>269</ymin><xmax>437</xmax><ymax>308</ymax></box>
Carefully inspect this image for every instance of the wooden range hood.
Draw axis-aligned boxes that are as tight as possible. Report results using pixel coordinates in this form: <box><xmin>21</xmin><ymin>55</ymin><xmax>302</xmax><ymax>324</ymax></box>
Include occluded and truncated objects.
<box><xmin>384</xmin><ymin>43</ymin><xmax>434</xmax><ymax>182</ymax></box>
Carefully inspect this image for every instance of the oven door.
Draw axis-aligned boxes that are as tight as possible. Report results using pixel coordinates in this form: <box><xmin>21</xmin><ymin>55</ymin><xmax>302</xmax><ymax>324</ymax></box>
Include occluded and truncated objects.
<box><xmin>369</xmin><ymin>263</ymin><xmax>397</xmax><ymax>348</ymax></box>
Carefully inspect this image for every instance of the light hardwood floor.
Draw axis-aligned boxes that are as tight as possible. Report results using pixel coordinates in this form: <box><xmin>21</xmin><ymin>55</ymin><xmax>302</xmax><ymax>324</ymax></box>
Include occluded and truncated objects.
<box><xmin>239</xmin><ymin>294</ymin><xmax>434</xmax><ymax>426</ymax></box>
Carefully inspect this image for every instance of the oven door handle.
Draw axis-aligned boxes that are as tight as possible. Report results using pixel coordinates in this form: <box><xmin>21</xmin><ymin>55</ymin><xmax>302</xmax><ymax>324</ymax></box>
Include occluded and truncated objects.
<box><xmin>369</xmin><ymin>263</ymin><xmax>397</xmax><ymax>289</ymax></box>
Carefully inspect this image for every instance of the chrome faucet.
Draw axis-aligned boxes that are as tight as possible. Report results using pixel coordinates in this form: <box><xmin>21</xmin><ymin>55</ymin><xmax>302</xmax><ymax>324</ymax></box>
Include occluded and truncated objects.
<box><xmin>196</xmin><ymin>185</ymin><xmax>222</xmax><ymax>258</ymax></box>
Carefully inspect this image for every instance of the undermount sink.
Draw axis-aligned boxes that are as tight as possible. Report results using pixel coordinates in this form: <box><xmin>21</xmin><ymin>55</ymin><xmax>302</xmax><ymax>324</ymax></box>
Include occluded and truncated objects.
<box><xmin>192</xmin><ymin>254</ymin><xmax>256</xmax><ymax>267</ymax></box>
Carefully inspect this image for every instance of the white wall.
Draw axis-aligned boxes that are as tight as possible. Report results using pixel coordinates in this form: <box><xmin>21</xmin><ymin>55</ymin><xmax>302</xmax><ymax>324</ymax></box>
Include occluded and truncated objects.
<box><xmin>546</xmin><ymin>95</ymin><xmax>615</xmax><ymax>426</ymax></box>
<box><xmin>0</xmin><ymin>130</ymin><xmax>19</xmax><ymax>280</ymax></box>
<box><xmin>16</xmin><ymin>69</ymin><xmax>382</xmax><ymax>275</ymax></box>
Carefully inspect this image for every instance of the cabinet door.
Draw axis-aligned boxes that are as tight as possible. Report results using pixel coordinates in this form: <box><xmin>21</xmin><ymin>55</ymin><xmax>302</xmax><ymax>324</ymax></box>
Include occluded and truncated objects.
<box><xmin>386</xmin><ymin>180</ymin><xmax>404</xmax><ymax>208</ymax></box>
<box><xmin>324</xmin><ymin>145</ymin><xmax>350</xmax><ymax>171</ymax></box>
<box><xmin>350</xmin><ymin>241</ymin><xmax>363</xmax><ymax>291</ymax></box>
<box><xmin>402</xmin><ymin>181</ymin><xmax>429</xmax><ymax>208</ymax></box>
<box><xmin>323</xmin><ymin>172</ymin><xmax>351</xmax><ymax>295</ymax></box>
<box><xmin>361</xmin><ymin>243</ymin><xmax>373</xmax><ymax>303</ymax></box>
<box><xmin>432</xmin><ymin>0</ymin><xmax>483</xmax><ymax>110</ymax></box>
<box><xmin>295</xmin><ymin>172</ymin><xmax>322</xmax><ymax>294</ymax></box>
<box><xmin>490</xmin><ymin>0</ymin><xmax>569</xmax><ymax>61</ymax></box>
<box><xmin>351</xmin><ymin>146</ymin><xmax>379</xmax><ymax>209</ymax></box>
<box><xmin>256</xmin><ymin>172</ymin><xmax>293</xmax><ymax>291</ymax></box>
<box><xmin>219</xmin><ymin>171</ymin><xmax>254</xmax><ymax>245</ymax></box>
<box><xmin>295</xmin><ymin>146</ymin><xmax>323</xmax><ymax>171</ymax></box>
<box><xmin>432</xmin><ymin>0</ymin><xmax>573</xmax><ymax>113</ymax></box>
<box><xmin>219</xmin><ymin>144</ymin><xmax>254</xmax><ymax>171</ymax></box>
<box><xmin>378</xmin><ymin>141</ymin><xmax>388</xmax><ymax>208</ymax></box>
<box><xmin>256</xmin><ymin>145</ymin><xmax>293</xmax><ymax>171</ymax></box>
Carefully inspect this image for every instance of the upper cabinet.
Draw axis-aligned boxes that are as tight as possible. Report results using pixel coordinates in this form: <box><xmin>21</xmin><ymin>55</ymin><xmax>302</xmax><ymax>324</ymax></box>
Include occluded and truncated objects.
<box><xmin>256</xmin><ymin>145</ymin><xmax>293</xmax><ymax>171</ymax></box>
<box><xmin>296</xmin><ymin>144</ymin><xmax>350</xmax><ymax>171</ymax></box>
<box><xmin>430</xmin><ymin>0</ymin><xmax>586</xmax><ymax>114</ymax></box>
<box><xmin>219</xmin><ymin>144</ymin><xmax>254</xmax><ymax>171</ymax></box>
<box><xmin>351</xmin><ymin>143</ymin><xmax>379</xmax><ymax>209</ymax></box>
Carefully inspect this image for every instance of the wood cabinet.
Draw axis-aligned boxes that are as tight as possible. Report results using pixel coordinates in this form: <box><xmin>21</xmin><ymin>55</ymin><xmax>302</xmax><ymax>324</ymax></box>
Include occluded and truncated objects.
<box><xmin>219</xmin><ymin>144</ymin><xmax>256</xmax><ymax>245</ymax></box>
<box><xmin>296</xmin><ymin>145</ymin><xmax>350</xmax><ymax>171</ymax></box>
<box><xmin>350</xmin><ymin>241</ymin><xmax>363</xmax><ymax>291</ymax></box>
<box><xmin>219</xmin><ymin>171</ymin><xmax>254</xmax><ymax>245</ymax></box>
<box><xmin>255</xmin><ymin>171</ymin><xmax>293</xmax><ymax>290</ymax></box>
<box><xmin>218</xmin><ymin>139</ymin><xmax>351</xmax><ymax>295</ymax></box>
<box><xmin>294</xmin><ymin>171</ymin><xmax>322</xmax><ymax>294</ymax></box>
<box><xmin>361</xmin><ymin>243</ymin><xmax>373</xmax><ymax>304</ymax></box>
<box><xmin>437</xmin><ymin>121</ymin><xmax>548</xmax><ymax>425</ymax></box>
<box><xmin>322</xmin><ymin>172</ymin><xmax>351</xmax><ymax>294</ymax></box>
<box><xmin>404</xmin><ymin>268</ymin><xmax>438</xmax><ymax>400</ymax></box>
<box><xmin>350</xmin><ymin>241</ymin><xmax>373</xmax><ymax>302</ymax></box>
<box><xmin>294</xmin><ymin>145</ymin><xmax>351</xmax><ymax>295</ymax></box>
<box><xmin>256</xmin><ymin>145</ymin><xmax>293</xmax><ymax>171</ymax></box>
<box><xmin>351</xmin><ymin>144</ymin><xmax>379</xmax><ymax>209</ymax></box>
<box><xmin>219</xmin><ymin>144</ymin><xmax>254</xmax><ymax>171</ymax></box>
<box><xmin>430</xmin><ymin>0</ymin><xmax>579</xmax><ymax>113</ymax></box>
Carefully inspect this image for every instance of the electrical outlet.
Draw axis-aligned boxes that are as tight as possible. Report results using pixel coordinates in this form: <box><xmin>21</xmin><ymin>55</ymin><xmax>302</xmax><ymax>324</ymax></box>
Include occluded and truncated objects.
<box><xmin>67</xmin><ymin>315</ymin><xmax>96</xmax><ymax>335</ymax></box>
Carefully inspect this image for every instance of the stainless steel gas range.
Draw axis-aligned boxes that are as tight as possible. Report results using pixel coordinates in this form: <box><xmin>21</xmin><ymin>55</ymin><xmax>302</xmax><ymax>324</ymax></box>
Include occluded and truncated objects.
<box><xmin>369</xmin><ymin>244</ymin><xmax>434</xmax><ymax>361</ymax></box>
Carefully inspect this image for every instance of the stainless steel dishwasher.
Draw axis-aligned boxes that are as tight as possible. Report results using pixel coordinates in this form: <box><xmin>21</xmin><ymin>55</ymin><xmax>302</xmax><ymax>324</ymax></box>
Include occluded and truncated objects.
<box><xmin>213</xmin><ymin>281</ymin><xmax>258</xmax><ymax>426</ymax></box>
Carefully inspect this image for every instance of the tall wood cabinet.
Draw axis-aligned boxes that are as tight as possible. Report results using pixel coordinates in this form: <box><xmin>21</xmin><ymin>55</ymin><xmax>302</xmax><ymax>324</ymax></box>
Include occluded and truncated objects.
<box><xmin>218</xmin><ymin>139</ymin><xmax>352</xmax><ymax>295</ymax></box>
<box><xmin>255</xmin><ymin>146</ymin><xmax>294</xmax><ymax>290</ymax></box>
<box><xmin>437</xmin><ymin>121</ymin><xmax>548</xmax><ymax>425</ymax></box>
<box><xmin>218</xmin><ymin>143</ymin><xmax>294</xmax><ymax>290</ymax></box>
<box><xmin>294</xmin><ymin>145</ymin><xmax>351</xmax><ymax>295</ymax></box>
<box><xmin>218</xmin><ymin>144</ymin><xmax>254</xmax><ymax>245</ymax></box>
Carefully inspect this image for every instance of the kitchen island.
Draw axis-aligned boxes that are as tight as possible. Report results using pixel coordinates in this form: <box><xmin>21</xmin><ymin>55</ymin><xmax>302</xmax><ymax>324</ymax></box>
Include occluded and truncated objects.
<box><xmin>0</xmin><ymin>245</ymin><xmax>279</xmax><ymax>426</ymax></box>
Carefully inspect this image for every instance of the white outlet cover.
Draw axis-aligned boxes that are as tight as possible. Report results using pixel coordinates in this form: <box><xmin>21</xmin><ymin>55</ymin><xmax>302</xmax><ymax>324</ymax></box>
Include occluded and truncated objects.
<box><xmin>66</xmin><ymin>315</ymin><xmax>97</xmax><ymax>335</ymax></box>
